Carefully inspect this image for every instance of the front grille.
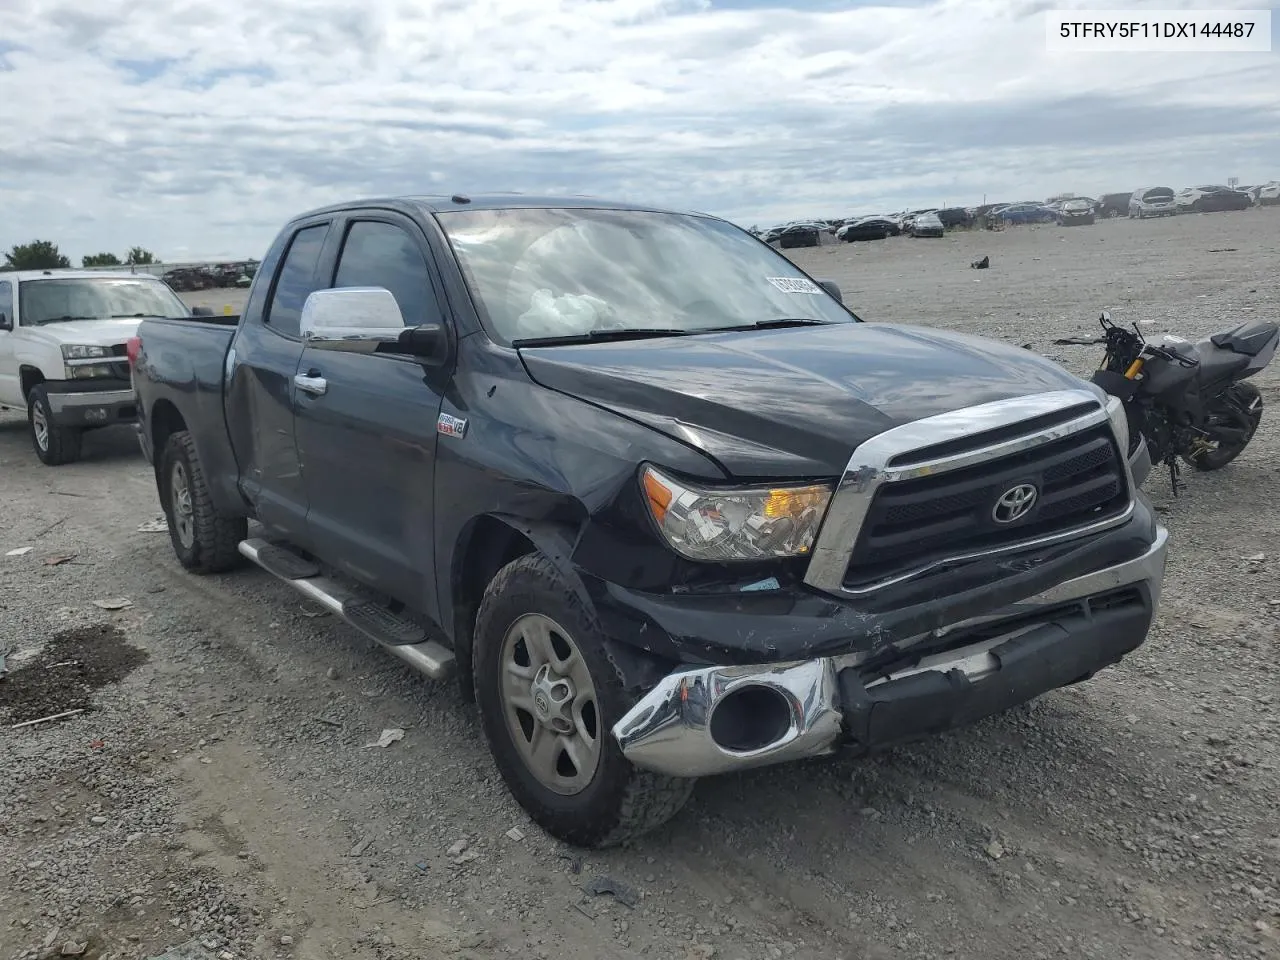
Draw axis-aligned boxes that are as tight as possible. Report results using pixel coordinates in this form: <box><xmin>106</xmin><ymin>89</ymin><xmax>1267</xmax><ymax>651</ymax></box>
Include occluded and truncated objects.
<box><xmin>844</xmin><ymin>423</ymin><xmax>1128</xmax><ymax>587</ymax></box>
<box><xmin>109</xmin><ymin>343</ymin><xmax>128</xmax><ymax>379</ymax></box>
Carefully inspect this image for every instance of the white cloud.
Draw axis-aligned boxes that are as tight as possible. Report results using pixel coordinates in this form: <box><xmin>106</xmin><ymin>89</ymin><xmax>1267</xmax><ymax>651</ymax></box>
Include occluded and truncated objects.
<box><xmin>1</xmin><ymin>0</ymin><xmax>1276</xmax><ymax>261</ymax></box>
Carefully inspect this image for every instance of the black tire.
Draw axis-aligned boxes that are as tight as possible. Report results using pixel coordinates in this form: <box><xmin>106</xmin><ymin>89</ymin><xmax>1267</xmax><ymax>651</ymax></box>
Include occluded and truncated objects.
<box><xmin>158</xmin><ymin>430</ymin><xmax>247</xmax><ymax>573</ymax></box>
<box><xmin>473</xmin><ymin>553</ymin><xmax>695</xmax><ymax>848</ymax></box>
<box><xmin>1184</xmin><ymin>382</ymin><xmax>1263</xmax><ymax>472</ymax></box>
<box><xmin>27</xmin><ymin>385</ymin><xmax>83</xmax><ymax>466</ymax></box>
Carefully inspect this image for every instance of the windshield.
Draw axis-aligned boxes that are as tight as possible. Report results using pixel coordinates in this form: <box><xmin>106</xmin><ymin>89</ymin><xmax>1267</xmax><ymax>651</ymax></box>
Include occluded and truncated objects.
<box><xmin>435</xmin><ymin>207</ymin><xmax>857</xmax><ymax>345</ymax></box>
<box><xmin>19</xmin><ymin>278</ymin><xmax>190</xmax><ymax>326</ymax></box>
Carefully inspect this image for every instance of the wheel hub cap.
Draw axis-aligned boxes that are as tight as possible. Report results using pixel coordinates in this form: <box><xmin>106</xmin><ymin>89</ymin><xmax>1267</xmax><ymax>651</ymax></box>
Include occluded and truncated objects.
<box><xmin>530</xmin><ymin>664</ymin><xmax>575</xmax><ymax>733</ymax></box>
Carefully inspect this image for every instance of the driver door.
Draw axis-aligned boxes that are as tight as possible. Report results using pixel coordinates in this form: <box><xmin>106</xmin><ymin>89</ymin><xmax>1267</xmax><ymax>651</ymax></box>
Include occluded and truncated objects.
<box><xmin>294</xmin><ymin>214</ymin><xmax>452</xmax><ymax>612</ymax></box>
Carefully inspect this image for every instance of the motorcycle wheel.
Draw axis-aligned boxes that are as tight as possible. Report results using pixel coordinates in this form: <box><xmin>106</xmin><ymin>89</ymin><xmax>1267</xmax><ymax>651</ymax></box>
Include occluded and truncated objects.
<box><xmin>1183</xmin><ymin>382</ymin><xmax>1263</xmax><ymax>471</ymax></box>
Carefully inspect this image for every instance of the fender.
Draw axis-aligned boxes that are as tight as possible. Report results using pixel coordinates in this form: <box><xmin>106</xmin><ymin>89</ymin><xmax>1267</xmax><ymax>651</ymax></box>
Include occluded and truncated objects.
<box><xmin>449</xmin><ymin>512</ymin><xmax>675</xmax><ymax>700</ymax></box>
<box><xmin>491</xmin><ymin>513</ymin><xmax>591</xmax><ymax>605</ymax></box>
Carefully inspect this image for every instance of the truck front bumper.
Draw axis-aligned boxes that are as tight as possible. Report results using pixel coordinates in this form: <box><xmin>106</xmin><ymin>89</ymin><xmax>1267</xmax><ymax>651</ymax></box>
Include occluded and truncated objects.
<box><xmin>611</xmin><ymin>524</ymin><xmax>1167</xmax><ymax>779</ymax></box>
<box><xmin>43</xmin><ymin>385</ymin><xmax>137</xmax><ymax>428</ymax></box>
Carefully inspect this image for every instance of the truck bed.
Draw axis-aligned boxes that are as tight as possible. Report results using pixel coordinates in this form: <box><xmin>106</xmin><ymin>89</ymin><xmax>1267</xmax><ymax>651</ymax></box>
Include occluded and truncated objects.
<box><xmin>133</xmin><ymin>316</ymin><xmax>242</xmax><ymax>512</ymax></box>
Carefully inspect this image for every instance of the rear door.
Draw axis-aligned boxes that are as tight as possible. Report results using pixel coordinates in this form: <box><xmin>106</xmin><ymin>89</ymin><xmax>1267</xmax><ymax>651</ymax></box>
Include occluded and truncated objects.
<box><xmin>223</xmin><ymin>219</ymin><xmax>333</xmax><ymax>543</ymax></box>
<box><xmin>293</xmin><ymin>212</ymin><xmax>452</xmax><ymax>611</ymax></box>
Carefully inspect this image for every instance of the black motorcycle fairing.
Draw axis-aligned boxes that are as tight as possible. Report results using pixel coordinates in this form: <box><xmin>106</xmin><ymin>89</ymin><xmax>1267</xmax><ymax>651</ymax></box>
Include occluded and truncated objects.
<box><xmin>1139</xmin><ymin>349</ymin><xmax>1203</xmax><ymax>409</ymax></box>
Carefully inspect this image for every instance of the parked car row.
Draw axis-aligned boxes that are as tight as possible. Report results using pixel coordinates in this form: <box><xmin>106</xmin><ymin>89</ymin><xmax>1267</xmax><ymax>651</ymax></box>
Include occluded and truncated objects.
<box><xmin>161</xmin><ymin>260</ymin><xmax>258</xmax><ymax>292</ymax></box>
<box><xmin>754</xmin><ymin>176</ymin><xmax>1278</xmax><ymax>246</ymax></box>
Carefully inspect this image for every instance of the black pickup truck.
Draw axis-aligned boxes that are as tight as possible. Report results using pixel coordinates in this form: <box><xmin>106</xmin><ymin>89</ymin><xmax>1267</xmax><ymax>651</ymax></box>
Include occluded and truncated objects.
<box><xmin>130</xmin><ymin>195</ymin><xmax>1168</xmax><ymax>847</ymax></box>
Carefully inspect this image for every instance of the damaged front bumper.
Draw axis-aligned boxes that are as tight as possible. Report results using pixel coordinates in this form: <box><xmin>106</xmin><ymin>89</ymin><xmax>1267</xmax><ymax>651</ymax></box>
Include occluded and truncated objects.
<box><xmin>611</xmin><ymin>524</ymin><xmax>1168</xmax><ymax>779</ymax></box>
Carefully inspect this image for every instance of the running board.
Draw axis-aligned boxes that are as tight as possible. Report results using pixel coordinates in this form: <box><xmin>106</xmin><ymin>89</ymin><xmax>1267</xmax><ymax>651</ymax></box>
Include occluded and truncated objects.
<box><xmin>237</xmin><ymin>537</ymin><xmax>455</xmax><ymax>681</ymax></box>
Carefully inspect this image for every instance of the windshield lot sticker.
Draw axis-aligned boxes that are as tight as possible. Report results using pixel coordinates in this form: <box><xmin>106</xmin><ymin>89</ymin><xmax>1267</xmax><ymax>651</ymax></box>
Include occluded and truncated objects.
<box><xmin>437</xmin><ymin>413</ymin><xmax>468</xmax><ymax>439</ymax></box>
<box><xmin>766</xmin><ymin>277</ymin><xmax>822</xmax><ymax>294</ymax></box>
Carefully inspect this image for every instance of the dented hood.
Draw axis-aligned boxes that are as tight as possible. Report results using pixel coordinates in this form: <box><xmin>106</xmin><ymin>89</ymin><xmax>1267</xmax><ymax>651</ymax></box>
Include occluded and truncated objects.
<box><xmin>519</xmin><ymin>321</ymin><xmax>1093</xmax><ymax>479</ymax></box>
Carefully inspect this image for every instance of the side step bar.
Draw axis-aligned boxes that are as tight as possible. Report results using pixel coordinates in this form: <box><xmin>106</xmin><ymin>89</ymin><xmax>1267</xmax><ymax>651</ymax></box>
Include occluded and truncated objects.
<box><xmin>237</xmin><ymin>537</ymin><xmax>456</xmax><ymax>681</ymax></box>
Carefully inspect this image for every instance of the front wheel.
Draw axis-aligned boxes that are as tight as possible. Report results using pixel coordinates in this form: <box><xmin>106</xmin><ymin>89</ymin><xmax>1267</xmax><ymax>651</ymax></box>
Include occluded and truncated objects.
<box><xmin>27</xmin><ymin>385</ymin><xmax>83</xmax><ymax>465</ymax></box>
<box><xmin>1183</xmin><ymin>382</ymin><xmax>1263</xmax><ymax>471</ymax></box>
<box><xmin>473</xmin><ymin>553</ymin><xmax>695</xmax><ymax>848</ymax></box>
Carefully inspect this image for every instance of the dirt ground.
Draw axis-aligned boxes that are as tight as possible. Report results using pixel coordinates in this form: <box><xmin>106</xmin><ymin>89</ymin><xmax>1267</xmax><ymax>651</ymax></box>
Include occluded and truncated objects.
<box><xmin>2</xmin><ymin>209</ymin><xmax>1279</xmax><ymax>960</ymax></box>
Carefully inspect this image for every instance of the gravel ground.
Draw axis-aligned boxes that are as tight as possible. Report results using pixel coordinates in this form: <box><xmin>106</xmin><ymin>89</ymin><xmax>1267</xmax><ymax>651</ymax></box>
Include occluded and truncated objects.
<box><xmin>2</xmin><ymin>209</ymin><xmax>1278</xmax><ymax>960</ymax></box>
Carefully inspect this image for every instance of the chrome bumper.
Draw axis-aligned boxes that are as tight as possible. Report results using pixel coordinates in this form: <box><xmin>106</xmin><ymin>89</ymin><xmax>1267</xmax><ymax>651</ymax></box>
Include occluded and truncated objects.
<box><xmin>611</xmin><ymin>524</ymin><xmax>1168</xmax><ymax>779</ymax></box>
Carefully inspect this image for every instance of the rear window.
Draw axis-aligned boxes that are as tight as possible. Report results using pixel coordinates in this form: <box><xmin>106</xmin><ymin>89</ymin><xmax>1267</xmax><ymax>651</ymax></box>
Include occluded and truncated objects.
<box><xmin>1143</xmin><ymin>189</ymin><xmax>1174</xmax><ymax>201</ymax></box>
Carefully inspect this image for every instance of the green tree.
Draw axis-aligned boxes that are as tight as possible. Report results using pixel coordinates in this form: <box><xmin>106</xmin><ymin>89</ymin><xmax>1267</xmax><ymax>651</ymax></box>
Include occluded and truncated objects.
<box><xmin>126</xmin><ymin>246</ymin><xmax>157</xmax><ymax>265</ymax></box>
<box><xmin>3</xmin><ymin>240</ymin><xmax>71</xmax><ymax>271</ymax></box>
<box><xmin>82</xmin><ymin>252</ymin><xmax>123</xmax><ymax>267</ymax></box>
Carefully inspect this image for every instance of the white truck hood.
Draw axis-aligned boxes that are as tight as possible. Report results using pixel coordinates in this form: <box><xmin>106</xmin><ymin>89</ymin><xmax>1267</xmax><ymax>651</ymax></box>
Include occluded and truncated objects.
<box><xmin>24</xmin><ymin>317</ymin><xmax>144</xmax><ymax>345</ymax></box>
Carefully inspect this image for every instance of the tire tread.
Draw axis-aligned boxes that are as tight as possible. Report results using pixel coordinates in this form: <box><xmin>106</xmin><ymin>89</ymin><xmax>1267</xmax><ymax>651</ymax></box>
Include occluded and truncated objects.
<box><xmin>162</xmin><ymin>430</ymin><xmax>246</xmax><ymax>573</ymax></box>
<box><xmin>28</xmin><ymin>386</ymin><xmax>83</xmax><ymax>466</ymax></box>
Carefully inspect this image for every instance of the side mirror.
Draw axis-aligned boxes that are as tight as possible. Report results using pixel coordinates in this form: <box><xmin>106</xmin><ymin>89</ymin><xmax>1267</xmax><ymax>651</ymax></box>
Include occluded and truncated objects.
<box><xmin>300</xmin><ymin>287</ymin><xmax>449</xmax><ymax>366</ymax></box>
<box><xmin>817</xmin><ymin>279</ymin><xmax>843</xmax><ymax>303</ymax></box>
<box><xmin>191</xmin><ymin>306</ymin><xmax>214</xmax><ymax>317</ymax></box>
<box><xmin>0</xmin><ymin>311</ymin><xmax>9</xmax><ymax>331</ymax></box>
<box><xmin>301</xmin><ymin>287</ymin><xmax>407</xmax><ymax>355</ymax></box>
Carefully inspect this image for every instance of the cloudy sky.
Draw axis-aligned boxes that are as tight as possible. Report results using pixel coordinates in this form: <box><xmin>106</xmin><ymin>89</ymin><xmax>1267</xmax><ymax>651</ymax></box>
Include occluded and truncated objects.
<box><xmin>1</xmin><ymin>0</ymin><xmax>1277</xmax><ymax>262</ymax></box>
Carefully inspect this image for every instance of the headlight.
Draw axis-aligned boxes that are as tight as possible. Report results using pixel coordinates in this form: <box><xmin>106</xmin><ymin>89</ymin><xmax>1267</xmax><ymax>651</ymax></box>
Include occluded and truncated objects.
<box><xmin>641</xmin><ymin>465</ymin><xmax>832</xmax><ymax>562</ymax></box>
<box><xmin>64</xmin><ymin>363</ymin><xmax>115</xmax><ymax>379</ymax></box>
<box><xmin>61</xmin><ymin>344</ymin><xmax>110</xmax><ymax>360</ymax></box>
<box><xmin>1104</xmin><ymin>395</ymin><xmax>1130</xmax><ymax>455</ymax></box>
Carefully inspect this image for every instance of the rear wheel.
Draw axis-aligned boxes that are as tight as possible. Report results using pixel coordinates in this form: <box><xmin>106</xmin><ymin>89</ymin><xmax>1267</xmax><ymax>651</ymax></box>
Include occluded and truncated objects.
<box><xmin>27</xmin><ymin>385</ymin><xmax>83</xmax><ymax>466</ymax></box>
<box><xmin>159</xmin><ymin>430</ymin><xmax>247</xmax><ymax>572</ymax></box>
<box><xmin>473</xmin><ymin>553</ymin><xmax>694</xmax><ymax>848</ymax></box>
<box><xmin>1183</xmin><ymin>383</ymin><xmax>1263</xmax><ymax>471</ymax></box>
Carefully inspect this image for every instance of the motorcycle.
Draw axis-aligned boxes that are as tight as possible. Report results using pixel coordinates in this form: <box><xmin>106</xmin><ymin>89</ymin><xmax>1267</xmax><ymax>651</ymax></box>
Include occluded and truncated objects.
<box><xmin>1054</xmin><ymin>312</ymin><xmax>1277</xmax><ymax>495</ymax></box>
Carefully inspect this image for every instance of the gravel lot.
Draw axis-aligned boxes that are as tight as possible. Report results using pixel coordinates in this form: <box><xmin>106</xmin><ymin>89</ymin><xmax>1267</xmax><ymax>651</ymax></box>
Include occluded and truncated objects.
<box><xmin>2</xmin><ymin>210</ymin><xmax>1278</xmax><ymax>960</ymax></box>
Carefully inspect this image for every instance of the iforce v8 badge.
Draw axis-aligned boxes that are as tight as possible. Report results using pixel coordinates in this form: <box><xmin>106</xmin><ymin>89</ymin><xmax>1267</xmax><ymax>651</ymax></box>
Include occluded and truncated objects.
<box><xmin>437</xmin><ymin>412</ymin><xmax>468</xmax><ymax>439</ymax></box>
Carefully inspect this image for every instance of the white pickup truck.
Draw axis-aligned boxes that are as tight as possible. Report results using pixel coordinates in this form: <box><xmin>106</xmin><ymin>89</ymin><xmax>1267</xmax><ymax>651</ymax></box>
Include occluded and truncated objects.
<box><xmin>0</xmin><ymin>269</ymin><xmax>202</xmax><ymax>465</ymax></box>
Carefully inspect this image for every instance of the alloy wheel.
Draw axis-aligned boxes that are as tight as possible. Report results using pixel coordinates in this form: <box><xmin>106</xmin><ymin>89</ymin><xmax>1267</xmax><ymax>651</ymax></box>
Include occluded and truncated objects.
<box><xmin>499</xmin><ymin>612</ymin><xmax>602</xmax><ymax>796</ymax></box>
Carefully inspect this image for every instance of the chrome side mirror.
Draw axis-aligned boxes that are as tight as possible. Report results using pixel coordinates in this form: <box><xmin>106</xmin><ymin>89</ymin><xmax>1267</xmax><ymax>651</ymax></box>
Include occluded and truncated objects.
<box><xmin>300</xmin><ymin>287</ymin><xmax>406</xmax><ymax>354</ymax></box>
<box><xmin>299</xmin><ymin>287</ymin><xmax>450</xmax><ymax>365</ymax></box>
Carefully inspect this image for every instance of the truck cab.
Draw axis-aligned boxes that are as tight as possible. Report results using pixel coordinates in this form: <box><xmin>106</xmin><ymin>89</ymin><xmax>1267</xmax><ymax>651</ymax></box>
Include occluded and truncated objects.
<box><xmin>0</xmin><ymin>269</ymin><xmax>194</xmax><ymax>464</ymax></box>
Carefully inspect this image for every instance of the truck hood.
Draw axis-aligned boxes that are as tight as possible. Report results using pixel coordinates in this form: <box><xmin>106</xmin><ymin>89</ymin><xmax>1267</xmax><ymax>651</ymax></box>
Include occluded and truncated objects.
<box><xmin>519</xmin><ymin>322</ymin><xmax>1094</xmax><ymax>479</ymax></box>
<box><xmin>21</xmin><ymin>317</ymin><xmax>144</xmax><ymax>345</ymax></box>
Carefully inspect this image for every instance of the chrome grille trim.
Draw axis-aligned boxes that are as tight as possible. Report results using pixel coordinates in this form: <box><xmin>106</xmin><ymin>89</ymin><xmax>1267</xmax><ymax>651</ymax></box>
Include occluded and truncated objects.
<box><xmin>802</xmin><ymin>388</ymin><xmax>1136</xmax><ymax>596</ymax></box>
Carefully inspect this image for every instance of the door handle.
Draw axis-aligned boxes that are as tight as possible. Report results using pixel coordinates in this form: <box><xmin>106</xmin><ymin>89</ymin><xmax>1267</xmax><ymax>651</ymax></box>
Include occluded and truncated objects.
<box><xmin>294</xmin><ymin>373</ymin><xmax>327</xmax><ymax>396</ymax></box>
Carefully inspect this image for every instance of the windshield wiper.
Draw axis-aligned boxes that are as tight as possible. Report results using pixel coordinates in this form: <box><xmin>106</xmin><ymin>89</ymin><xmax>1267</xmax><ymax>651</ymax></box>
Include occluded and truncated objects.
<box><xmin>705</xmin><ymin>318</ymin><xmax>835</xmax><ymax>332</ymax></box>
<box><xmin>110</xmin><ymin>313</ymin><xmax>165</xmax><ymax>318</ymax></box>
<box><xmin>39</xmin><ymin>315</ymin><xmax>100</xmax><ymax>323</ymax></box>
<box><xmin>512</xmin><ymin>327</ymin><xmax>692</xmax><ymax>347</ymax></box>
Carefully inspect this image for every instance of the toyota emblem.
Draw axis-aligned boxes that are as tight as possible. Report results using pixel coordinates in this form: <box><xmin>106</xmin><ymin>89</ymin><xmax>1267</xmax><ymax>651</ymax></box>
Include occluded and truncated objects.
<box><xmin>992</xmin><ymin>483</ymin><xmax>1038</xmax><ymax>524</ymax></box>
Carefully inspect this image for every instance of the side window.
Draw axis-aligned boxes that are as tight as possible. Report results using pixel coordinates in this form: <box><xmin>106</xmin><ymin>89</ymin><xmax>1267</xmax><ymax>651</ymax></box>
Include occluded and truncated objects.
<box><xmin>264</xmin><ymin>223</ymin><xmax>329</xmax><ymax>338</ymax></box>
<box><xmin>0</xmin><ymin>281</ymin><xmax>11</xmax><ymax>328</ymax></box>
<box><xmin>332</xmin><ymin>221</ymin><xmax>441</xmax><ymax>327</ymax></box>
